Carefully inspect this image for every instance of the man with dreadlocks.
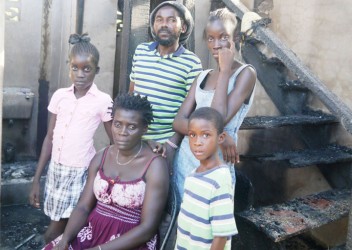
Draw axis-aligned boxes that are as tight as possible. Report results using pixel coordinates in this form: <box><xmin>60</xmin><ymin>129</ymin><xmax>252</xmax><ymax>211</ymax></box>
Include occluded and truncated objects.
<box><xmin>129</xmin><ymin>1</ymin><xmax>202</xmax><ymax>170</ymax></box>
<box><xmin>29</xmin><ymin>33</ymin><xmax>113</xmax><ymax>243</ymax></box>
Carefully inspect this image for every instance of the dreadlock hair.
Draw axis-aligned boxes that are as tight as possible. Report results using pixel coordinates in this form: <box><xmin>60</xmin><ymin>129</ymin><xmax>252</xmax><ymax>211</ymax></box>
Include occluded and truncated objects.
<box><xmin>189</xmin><ymin>107</ymin><xmax>224</xmax><ymax>134</ymax></box>
<box><xmin>68</xmin><ymin>33</ymin><xmax>100</xmax><ymax>67</ymax></box>
<box><xmin>112</xmin><ymin>93</ymin><xmax>154</xmax><ymax>126</ymax></box>
<box><xmin>203</xmin><ymin>8</ymin><xmax>238</xmax><ymax>40</ymax></box>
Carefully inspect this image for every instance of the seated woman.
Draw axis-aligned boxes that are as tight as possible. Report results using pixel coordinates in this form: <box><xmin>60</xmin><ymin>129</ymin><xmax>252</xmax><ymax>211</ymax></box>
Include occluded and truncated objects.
<box><xmin>44</xmin><ymin>93</ymin><xmax>169</xmax><ymax>250</ymax></box>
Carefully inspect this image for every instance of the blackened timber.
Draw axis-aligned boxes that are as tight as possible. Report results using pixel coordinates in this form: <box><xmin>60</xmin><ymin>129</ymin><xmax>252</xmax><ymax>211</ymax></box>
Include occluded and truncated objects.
<box><xmin>241</xmin><ymin>112</ymin><xmax>337</xmax><ymax>130</ymax></box>
<box><xmin>242</xmin><ymin>43</ymin><xmax>308</xmax><ymax>114</ymax></box>
<box><xmin>118</xmin><ymin>0</ymin><xmax>151</xmax><ymax>94</ymax></box>
<box><xmin>236</xmin><ymin>189</ymin><xmax>351</xmax><ymax>242</ymax></box>
<box><xmin>222</xmin><ymin>0</ymin><xmax>352</xmax><ymax>245</ymax></box>
<box><xmin>223</xmin><ymin>0</ymin><xmax>352</xmax><ymax>134</ymax></box>
<box><xmin>256</xmin><ymin>144</ymin><xmax>352</xmax><ymax>168</ymax></box>
<box><xmin>348</xmin><ymin>172</ymin><xmax>352</xmax><ymax>250</ymax></box>
<box><xmin>75</xmin><ymin>0</ymin><xmax>84</xmax><ymax>35</ymax></box>
<box><xmin>37</xmin><ymin>0</ymin><xmax>51</xmax><ymax>157</ymax></box>
<box><xmin>279</xmin><ymin>79</ymin><xmax>308</xmax><ymax>91</ymax></box>
<box><xmin>331</xmin><ymin>245</ymin><xmax>346</xmax><ymax>250</ymax></box>
<box><xmin>254</xmin><ymin>23</ymin><xmax>352</xmax><ymax>134</ymax></box>
<box><xmin>183</xmin><ymin>0</ymin><xmax>195</xmax><ymax>52</ymax></box>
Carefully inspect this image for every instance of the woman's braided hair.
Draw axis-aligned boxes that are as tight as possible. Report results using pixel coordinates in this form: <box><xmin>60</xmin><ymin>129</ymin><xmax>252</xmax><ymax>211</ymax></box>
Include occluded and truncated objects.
<box><xmin>112</xmin><ymin>93</ymin><xmax>154</xmax><ymax>126</ymax></box>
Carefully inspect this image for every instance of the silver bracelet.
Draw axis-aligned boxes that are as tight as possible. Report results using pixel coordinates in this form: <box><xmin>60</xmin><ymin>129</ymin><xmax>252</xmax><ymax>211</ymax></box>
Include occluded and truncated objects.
<box><xmin>166</xmin><ymin>139</ymin><xmax>178</xmax><ymax>149</ymax></box>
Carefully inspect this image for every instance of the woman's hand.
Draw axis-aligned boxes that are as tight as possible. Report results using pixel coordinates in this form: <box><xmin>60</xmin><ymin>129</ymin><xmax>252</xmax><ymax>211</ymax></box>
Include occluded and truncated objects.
<box><xmin>53</xmin><ymin>240</ymin><xmax>69</xmax><ymax>250</ymax></box>
<box><xmin>219</xmin><ymin>132</ymin><xmax>239</xmax><ymax>164</ymax></box>
<box><xmin>85</xmin><ymin>247</ymin><xmax>99</xmax><ymax>250</ymax></box>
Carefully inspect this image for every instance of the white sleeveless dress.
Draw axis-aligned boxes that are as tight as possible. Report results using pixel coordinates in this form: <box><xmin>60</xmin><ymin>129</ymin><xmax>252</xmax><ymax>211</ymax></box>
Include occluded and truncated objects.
<box><xmin>173</xmin><ymin>64</ymin><xmax>255</xmax><ymax>200</ymax></box>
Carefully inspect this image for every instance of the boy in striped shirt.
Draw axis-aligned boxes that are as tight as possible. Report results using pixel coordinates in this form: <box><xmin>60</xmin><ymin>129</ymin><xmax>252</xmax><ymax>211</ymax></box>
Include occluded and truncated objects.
<box><xmin>176</xmin><ymin>107</ymin><xmax>237</xmax><ymax>250</ymax></box>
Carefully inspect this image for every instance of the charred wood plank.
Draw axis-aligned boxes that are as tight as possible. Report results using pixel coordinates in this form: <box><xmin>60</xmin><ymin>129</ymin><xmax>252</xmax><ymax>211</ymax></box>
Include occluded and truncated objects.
<box><xmin>222</xmin><ymin>1</ymin><xmax>352</xmax><ymax>244</ymax></box>
<box><xmin>223</xmin><ymin>0</ymin><xmax>352</xmax><ymax>134</ymax></box>
<box><xmin>236</xmin><ymin>189</ymin><xmax>351</xmax><ymax>243</ymax></box>
<box><xmin>254</xmin><ymin>144</ymin><xmax>352</xmax><ymax>168</ymax></box>
<box><xmin>182</xmin><ymin>0</ymin><xmax>195</xmax><ymax>52</ymax></box>
<box><xmin>279</xmin><ymin>79</ymin><xmax>308</xmax><ymax>91</ymax></box>
<box><xmin>242</xmin><ymin>42</ymin><xmax>308</xmax><ymax>115</ymax></box>
<box><xmin>118</xmin><ymin>0</ymin><xmax>151</xmax><ymax>93</ymax></box>
<box><xmin>241</xmin><ymin>112</ymin><xmax>337</xmax><ymax>130</ymax></box>
<box><xmin>330</xmin><ymin>244</ymin><xmax>346</xmax><ymax>250</ymax></box>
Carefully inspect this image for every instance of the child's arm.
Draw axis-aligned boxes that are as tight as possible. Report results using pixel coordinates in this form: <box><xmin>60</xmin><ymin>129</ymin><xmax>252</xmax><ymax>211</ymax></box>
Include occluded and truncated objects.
<box><xmin>164</xmin><ymin>132</ymin><xmax>183</xmax><ymax>174</ymax></box>
<box><xmin>211</xmin><ymin>42</ymin><xmax>256</xmax><ymax>124</ymax></box>
<box><xmin>103</xmin><ymin>120</ymin><xmax>113</xmax><ymax>144</ymax></box>
<box><xmin>53</xmin><ymin>150</ymin><xmax>102</xmax><ymax>249</ymax></box>
<box><xmin>29</xmin><ymin>113</ymin><xmax>56</xmax><ymax>208</ymax></box>
<box><xmin>173</xmin><ymin>77</ymin><xmax>198</xmax><ymax>135</ymax></box>
<box><xmin>209</xmin><ymin>174</ymin><xmax>238</xmax><ymax>250</ymax></box>
<box><xmin>211</xmin><ymin>236</ymin><xmax>228</xmax><ymax>250</ymax></box>
<box><xmin>219</xmin><ymin>132</ymin><xmax>240</xmax><ymax>164</ymax></box>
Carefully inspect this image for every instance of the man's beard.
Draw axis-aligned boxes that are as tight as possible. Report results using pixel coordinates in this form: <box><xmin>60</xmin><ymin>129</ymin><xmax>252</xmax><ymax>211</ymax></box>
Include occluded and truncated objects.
<box><xmin>155</xmin><ymin>28</ymin><xmax>181</xmax><ymax>47</ymax></box>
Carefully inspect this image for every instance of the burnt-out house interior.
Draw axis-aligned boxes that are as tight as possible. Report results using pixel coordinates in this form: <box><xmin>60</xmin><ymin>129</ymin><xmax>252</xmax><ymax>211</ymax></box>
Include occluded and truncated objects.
<box><xmin>1</xmin><ymin>0</ymin><xmax>352</xmax><ymax>249</ymax></box>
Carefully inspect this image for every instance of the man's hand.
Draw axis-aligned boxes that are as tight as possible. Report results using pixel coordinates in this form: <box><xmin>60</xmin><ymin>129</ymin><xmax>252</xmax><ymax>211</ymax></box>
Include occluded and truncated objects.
<box><xmin>164</xmin><ymin>143</ymin><xmax>177</xmax><ymax>175</ymax></box>
<box><xmin>146</xmin><ymin>140</ymin><xmax>166</xmax><ymax>157</ymax></box>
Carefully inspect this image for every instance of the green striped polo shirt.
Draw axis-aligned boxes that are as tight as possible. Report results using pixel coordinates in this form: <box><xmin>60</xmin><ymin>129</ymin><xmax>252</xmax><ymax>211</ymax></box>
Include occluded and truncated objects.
<box><xmin>176</xmin><ymin>166</ymin><xmax>237</xmax><ymax>250</ymax></box>
<box><xmin>130</xmin><ymin>42</ymin><xmax>202</xmax><ymax>142</ymax></box>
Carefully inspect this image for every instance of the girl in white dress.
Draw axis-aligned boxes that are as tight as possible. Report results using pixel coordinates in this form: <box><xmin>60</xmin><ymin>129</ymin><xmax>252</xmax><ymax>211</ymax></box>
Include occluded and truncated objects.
<box><xmin>172</xmin><ymin>8</ymin><xmax>257</xmax><ymax>200</ymax></box>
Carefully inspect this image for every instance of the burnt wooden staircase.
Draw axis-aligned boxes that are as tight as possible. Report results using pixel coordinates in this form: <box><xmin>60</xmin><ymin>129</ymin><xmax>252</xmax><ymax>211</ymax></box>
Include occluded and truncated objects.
<box><xmin>237</xmin><ymin>108</ymin><xmax>352</xmax><ymax>249</ymax></box>
<box><xmin>237</xmin><ymin>112</ymin><xmax>352</xmax><ymax>248</ymax></box>
<box><xmin>236</xmin><ymin>189</ymin><xmax>350</xmax><ymax>247</ymax></box>
<box><xmin>222</xmin><ymin>0</ymin><xmax>352</xmax><ymax>249</ymax></box>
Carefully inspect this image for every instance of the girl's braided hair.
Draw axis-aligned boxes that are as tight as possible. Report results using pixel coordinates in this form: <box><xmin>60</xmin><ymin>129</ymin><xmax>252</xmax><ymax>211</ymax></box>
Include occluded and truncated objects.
<box><xmin>68</xmin><ymin>33</ymin><xmax>100</xmax><ymax>67</ymax></box>
<box><xmin>203</xmin><ymin>8</ymin><xmax>238</xmax><ymax>40</ymax></box>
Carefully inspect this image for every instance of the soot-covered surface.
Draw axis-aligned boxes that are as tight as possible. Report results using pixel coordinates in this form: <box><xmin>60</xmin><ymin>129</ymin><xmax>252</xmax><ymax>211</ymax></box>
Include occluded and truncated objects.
<box><xmin>241</xmin><ymin>111</ymin><xmax>337</xmax><ymax>130</ymax></box>
<box><xmin>1</xmin><ymin>204</ymin><xmax>49</xmax><ymax>249</ymax></box>
<box><xmin>257</xmin><ymin>144</ymin><xmax>352</xmax><ymax>168</ymax></box>
<box><xmin>237</xmin><ymin>189</ymin><xmax>350</xmax><ymax>242</ymax></box>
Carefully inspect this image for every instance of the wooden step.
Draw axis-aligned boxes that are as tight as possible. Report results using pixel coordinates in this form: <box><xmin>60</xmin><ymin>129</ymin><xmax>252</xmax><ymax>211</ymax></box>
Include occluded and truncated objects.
<box><xmin>236</xmin><ymin>189</ymin><xmax>351</xmax><ymax>243</ymax></box>
<box><xmin>241</xmin><ymin>111</ymin><xmax>337</xmax><ymax>130</ymax></box>
<box><xmin>330</xmin><ymin>244</ymin><xmax>346</xmax><ymax>250</ymax></box>
<box><xmin>279</xmin><ymin>79</ymin><xmax>308</xmax><ymax>91</ymax></box>
<box><xmin>242</xmin><ymin>144</ymin><xmax>352</xmax><ymax>168</ymax></box>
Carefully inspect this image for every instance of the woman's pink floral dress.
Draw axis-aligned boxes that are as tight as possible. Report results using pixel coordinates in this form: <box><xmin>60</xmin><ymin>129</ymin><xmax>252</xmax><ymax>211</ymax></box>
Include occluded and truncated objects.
<box><xmin>43</xmin><ymin>147</ymin><xmax>159</xmax><ymax>250</ymax></box>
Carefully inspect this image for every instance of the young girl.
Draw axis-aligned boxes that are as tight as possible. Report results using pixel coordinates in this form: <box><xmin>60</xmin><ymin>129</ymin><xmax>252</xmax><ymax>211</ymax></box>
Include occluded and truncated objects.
<box><xmin>29</xmin><ymin>33</ymin><xmax>113</xmax><ymax>243</ymax></box>
<box><xmin>176</xmin><ymin>107</ymin><xmax>237</xmax><ymax>250</ymax></box>
<box><xmin>173</xmin><ymin>8</ymin><xmax>257</xmax><ymax>199</ymax></box>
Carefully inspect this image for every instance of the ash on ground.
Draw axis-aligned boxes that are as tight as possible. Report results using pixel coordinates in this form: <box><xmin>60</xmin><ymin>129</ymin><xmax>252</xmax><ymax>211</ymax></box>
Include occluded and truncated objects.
<box><xmin>1</xmin><ymin>204</ymin><xmax>49</xmax><ymax>249</ymax></box>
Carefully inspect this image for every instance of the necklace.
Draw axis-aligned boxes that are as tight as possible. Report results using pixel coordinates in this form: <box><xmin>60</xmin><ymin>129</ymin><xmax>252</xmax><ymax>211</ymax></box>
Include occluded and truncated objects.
<box><xmin>116</xmin><ymin>143</ymin><xmax>143</xmax><ymax>166</ymax></box>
